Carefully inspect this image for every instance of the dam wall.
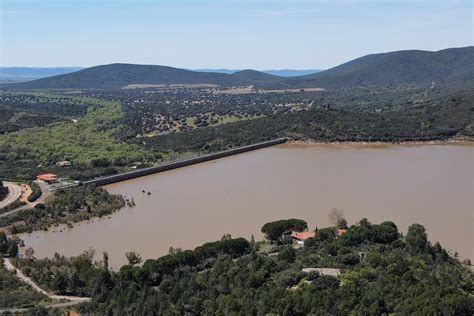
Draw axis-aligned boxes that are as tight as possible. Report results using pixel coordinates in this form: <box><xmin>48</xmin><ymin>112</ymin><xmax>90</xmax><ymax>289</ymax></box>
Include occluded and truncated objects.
<box><xmin>81</xmin><ymin>138</ymin><xmax>286</xmax><ymax>186</ymax></box>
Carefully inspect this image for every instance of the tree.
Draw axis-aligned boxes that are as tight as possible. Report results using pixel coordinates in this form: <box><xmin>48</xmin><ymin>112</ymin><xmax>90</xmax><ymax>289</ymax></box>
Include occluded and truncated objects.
<box><xmin>0</xmin><ymin>181</ymin><xmax>8</xmax><ymax>201</ymax></box>
<box><xmin>103</xmin><ymin>251</ymin><xmax>109</xmax><ymax>270</ymax></box>
<box><xmin>53</xmin><ymin>273</ymin><xmax>68</xmax><ymax>294</ymax></box>
<box><xmin>24</xmin><ymin>247</ymin><xmax>35</xmax><ymax>260</ymax></box>
<box><xmin>7</xmin><ymin>240</ymin><xmax>18</xmax><ymax>257</ymax></box>
<box><xmin>336</xmin><ymin>218</ymin><xmax>348</xmax><ymax>229</ymax></box>
<box><xmin>125</xmin><ymin>251</ymin><xmax>142</xmax><ymax>265</ymax></box>
<box><xmin>406</xmin><ymin>223</ymin><xmax>428</xmax><ymax>254</ymax></box>
<box><xmin>261</xmin><ymin>219</ymin><xmax>307</xmax><ymax>244</ymax></box>
<box><xmin>329</xmin><ymin>208</ymin><xmax>345</xmax><ymax>227</ymax></box>
<box><xmin>0</xmin><ymin>232</ymin><xmax>7</xmax><ymax>254</ymax></box>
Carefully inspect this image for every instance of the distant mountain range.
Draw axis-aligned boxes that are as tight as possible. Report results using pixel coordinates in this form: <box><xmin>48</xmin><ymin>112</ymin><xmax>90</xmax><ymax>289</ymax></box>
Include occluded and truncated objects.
<box><xmin>192</xmin><ymin>69</ymin><xmax>322</xmax><ymax>77</ymax></box>
<box><xmin>5</xmin><ymin>46</ymin><xmax>473</xmax><ymax>90</ymax></box>
<box><xmin>0</xmin><ymin>67</ymin><xmax>83</xmax><ymax>82</ymax></box>
<box><xmin>0</xmin><ymin>67</ymin><xmax>321</xmax><ymax>82</ymax></box>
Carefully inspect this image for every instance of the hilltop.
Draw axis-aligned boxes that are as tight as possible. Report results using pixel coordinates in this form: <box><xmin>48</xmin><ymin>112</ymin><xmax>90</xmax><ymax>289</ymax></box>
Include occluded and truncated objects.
<box><xmin>9</xmin><ymin>64</ymin><xmax>283</xmax><ymax>90</ymax></box>
<box><xmin>280</xmin><ymin>46</ymin><xmax>474</xmax><ymax>89</ymax></box>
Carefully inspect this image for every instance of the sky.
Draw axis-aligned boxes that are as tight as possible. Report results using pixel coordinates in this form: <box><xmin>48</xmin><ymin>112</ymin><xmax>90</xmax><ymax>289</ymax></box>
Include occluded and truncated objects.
<box><xmin>1</xmin><ymin>0</ymin><xmax>472</xmax><ymax>69</ymax></box>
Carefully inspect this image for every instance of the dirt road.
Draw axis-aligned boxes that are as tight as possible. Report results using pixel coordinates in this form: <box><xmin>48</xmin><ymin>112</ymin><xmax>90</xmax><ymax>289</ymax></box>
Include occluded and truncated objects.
<box><xmin>2</xmin><ymin>257</ymin><xmax>91</xmax><ymax>311</ymax></box>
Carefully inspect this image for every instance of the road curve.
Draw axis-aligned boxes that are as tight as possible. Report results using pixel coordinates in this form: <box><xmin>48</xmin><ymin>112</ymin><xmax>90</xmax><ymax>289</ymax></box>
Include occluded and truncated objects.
<box><xmin>0</xmin><ymin>182</ymin><xmax>22</xmax><ymax>210</ymax></box>
<box><xmin>0</xmin><ymin>181</ymin><xmax>50</xmax><ymax>218</ymax></box>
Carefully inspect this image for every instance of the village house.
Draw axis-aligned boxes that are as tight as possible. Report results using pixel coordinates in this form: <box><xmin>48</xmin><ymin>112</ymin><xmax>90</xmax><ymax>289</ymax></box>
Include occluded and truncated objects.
<box><xmin>37</xmin><ymin>173</ymin><xmax>58</xmax><ymax>184</ymax></box>
<box><xmin>290</xmin><ymin>231</ymin><xmax>316</xmax><ymax>245</ymax></box>
<box><xmin>290</xmin><ymin>228</ymin><xmax>347</xmax><ymax>245</ymax></box>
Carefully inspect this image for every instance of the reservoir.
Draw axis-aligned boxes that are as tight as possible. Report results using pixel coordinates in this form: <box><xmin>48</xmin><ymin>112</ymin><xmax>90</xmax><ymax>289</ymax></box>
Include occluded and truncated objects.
<box><xmin>21</xmin><ymin>143</ymin><xmax>473</xmax><ymax>267</ymax></box>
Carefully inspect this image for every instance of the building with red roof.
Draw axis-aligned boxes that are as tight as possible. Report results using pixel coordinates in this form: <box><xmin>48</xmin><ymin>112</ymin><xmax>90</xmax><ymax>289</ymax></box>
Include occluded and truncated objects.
<box><xmin>37</xmin><ymin>173</ymin><xmax>58</xmax><ymax>183</ymax></box>
<box><xmin>290</xmin><ymin>231</ymin><xmax>316</xmax><ymax>244</ymax></box>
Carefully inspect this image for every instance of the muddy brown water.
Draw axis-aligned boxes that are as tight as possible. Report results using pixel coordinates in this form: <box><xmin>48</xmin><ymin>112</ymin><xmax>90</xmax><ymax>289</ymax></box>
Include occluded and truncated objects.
<box><xmin>20</xmin><ymin>143</ymin><xmax>473</xmax><ymax>267</ymax></box>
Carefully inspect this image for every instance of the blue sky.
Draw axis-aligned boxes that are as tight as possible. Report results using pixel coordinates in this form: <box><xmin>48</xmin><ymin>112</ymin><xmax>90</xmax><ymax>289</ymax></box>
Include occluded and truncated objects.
<box><xmin>1</xmin><ymin>0</ymin><xmax>472</xmax><ymax>69</ymax></box>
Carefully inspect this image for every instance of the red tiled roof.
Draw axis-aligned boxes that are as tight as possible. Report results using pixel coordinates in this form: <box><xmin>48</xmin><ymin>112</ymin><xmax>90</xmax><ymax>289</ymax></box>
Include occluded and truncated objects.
<box><xmin>337</xmin><ymin>229</ymin><xmax>347</xmax><ymax>236</ymax></box>
<box><xmin>37</xmin><ymin>174</ymin><xmax>57</xmax><ymax>181</ymax></box>
<box><xmin>290</xmin><ymin>231</ymin><xmax>316</xmax><ymax>241</ymax></box>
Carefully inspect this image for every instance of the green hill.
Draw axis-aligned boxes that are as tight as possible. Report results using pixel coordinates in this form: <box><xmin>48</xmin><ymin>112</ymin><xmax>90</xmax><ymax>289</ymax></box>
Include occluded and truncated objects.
<box><xmin>9</xmin><ymin>64</ymin><xmax>282</xmax><ymax>90</ymax></box>
<box><xmin>279</xmin><ymin>46</ymin><xmax>474</xmax><ymax>89</ymax></box>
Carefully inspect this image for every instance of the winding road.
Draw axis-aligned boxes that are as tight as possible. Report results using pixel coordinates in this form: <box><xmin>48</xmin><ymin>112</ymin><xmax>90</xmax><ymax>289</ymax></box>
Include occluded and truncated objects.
<box><xmin>0</xmin><ymin>181</ymin><xmax>50</xmax><ymax>218</ymax></box>
<box><xmin>0</xmin><ymin>182</ymin><xmax>22</xmax><ymax>210</ymax></box>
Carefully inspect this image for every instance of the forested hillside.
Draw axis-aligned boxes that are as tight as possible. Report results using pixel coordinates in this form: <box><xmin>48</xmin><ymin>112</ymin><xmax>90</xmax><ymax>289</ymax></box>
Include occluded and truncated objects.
<box><xmin>278</xmin><ymin>46</ymin><xmax>474</xmax><ymax>89</ymax></box>
<box><xmin>142</xmin><ymin>90</ymin><xmax>474</xmax><ymax>153</ymax></box>
<box><xmin>10</xmin><ymin>218</ymin><xmax>472</xmax><ymax>314</ymax></box>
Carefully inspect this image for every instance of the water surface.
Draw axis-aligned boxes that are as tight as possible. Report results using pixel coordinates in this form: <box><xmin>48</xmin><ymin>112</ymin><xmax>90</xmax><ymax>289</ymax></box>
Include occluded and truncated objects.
<box><xmin>21</xmin><ymin>143</ymin><xmax>473</xmax><ymax>267</ymax></box>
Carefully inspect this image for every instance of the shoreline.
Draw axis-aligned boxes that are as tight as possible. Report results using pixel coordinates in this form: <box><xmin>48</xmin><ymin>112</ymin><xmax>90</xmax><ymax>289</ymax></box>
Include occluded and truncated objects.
<box><xmin>285</xmin><ymin>137</ymin><xmax>474</xmax><ymax>148</ymax></box>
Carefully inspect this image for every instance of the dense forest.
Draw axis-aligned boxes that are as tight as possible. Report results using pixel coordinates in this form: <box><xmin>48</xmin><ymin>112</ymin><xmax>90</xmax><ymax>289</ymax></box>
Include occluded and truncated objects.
<box><xmin>7</xmin><ymin>218</ymin><xmax>473</xmax><ymax>314</ymax></box>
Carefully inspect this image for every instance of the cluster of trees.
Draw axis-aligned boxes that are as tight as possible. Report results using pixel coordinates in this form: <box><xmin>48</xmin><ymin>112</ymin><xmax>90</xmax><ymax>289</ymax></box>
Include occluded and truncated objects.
<box><xmin>26</xmin><ymin>181</ymin><xmax>42</xmax><ymax>202</ymax></box>
<box><xmin>0</xmin><ymin>180</ymin><xmax>8</xmax><ymax>201</ymax></box>
<box><xmin>86</xmin><ymin>84</ymin><xmax>453</xmax><ymax>139</ymax></box>
<box><xmin>0</xmin><ymin>185</ymin><xmax>125</xmax><ymax>234</ymax></box>
<box><xmin>87</xmin><ymin>88</ymin><xmax>319</xmax><ymax>137</ymax></box>
<box><xmin>13</xmin><ymin>248</ymin><xmax>107</xmax><ymax>297</ymax></box>
<box><xmin>37</xmin><ymin>217</ymin><xmax>468</xmax><ymax>314</ymax></box>
<box><xmin>0</xmin><ymin>258</ymin><xmax>46</xmax><ymax>309</ymax></box>
<box><xmin>261</xmin><ymin>218</ymin><xmax>308</xmax><ymax>243</ymax></box>
<box><xmin>0</xmin><ymin>232</ymin><xmax>19</xmax><ymax>257</ymax></box>
<box><xmin>10</xmin><ymin>217</ymin><xmax>472</xmax><ymax>313</ymax></box>
<box><xmin>0</xmin><ymin>92</ymin><xmax>97</xmax><ymax>134</ymax></box>
<box><xmin>143</xmin><ymin>89</ymin><xmax>473</xmax><ymax>154</ymax></box>
<box><xmin>0</xmin><ymin>96</ymin><xmax>157</xmax><ymax>181</ymax></box>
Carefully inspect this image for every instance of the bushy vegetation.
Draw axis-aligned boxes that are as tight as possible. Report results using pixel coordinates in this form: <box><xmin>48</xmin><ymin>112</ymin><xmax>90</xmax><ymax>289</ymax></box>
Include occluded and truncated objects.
<box><xmin>13</xmin><ymin>249</ymin><xmax>105</xmax><ymax>297</ymax></box>
<box><xmin>145</xmin><ymin>90</ymin><xmax>473</xmax><ymax>153</ymax></box>
<box><xmin>0</xmin><ymin>92</ymin><xmax>99</xmax><ymax>133</ymax></box>
<box><xmin>27</xmin><ymin>181</ymin><xmax>42</xmax><ymax>203</ymax></box>
<box><xmin>1</xmin><ymin>232</ymin><xmax>19</xmax><ymax>257</ymax></box>
<box><xmin>5</xmin><ymin>213</ymin><xmax>473</xmax><ymax>313</ymax></box>
<box><xmin>0</xmin><ymin>95</ymin><xmax>156</xmax><ymax>181</ymax></box>
<box><xmin>0</xmin><ymin>180</ymin><xmax>8</xmax><ymax>202</ymax></box>
<box><xmin>9</xmin><ymin>218</ymin><xmax>467</xmax><ymax>314</ymax></box>
<box><xmin>0</xmin><ymin>185</ymin><xmax>125</xmax><ymax>234</ymax></box>
<box><xmin>0</xmin><ymin>262</ymin><xmax>47</xmax><ymax>309</ymax></box>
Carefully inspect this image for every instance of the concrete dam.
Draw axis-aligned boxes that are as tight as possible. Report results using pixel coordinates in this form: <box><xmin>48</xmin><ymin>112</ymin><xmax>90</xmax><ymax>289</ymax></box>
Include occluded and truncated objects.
<box><xmin>82</xmin><ymin>138</ymin><xmax>287</xmax><ymax>186</ymax></box>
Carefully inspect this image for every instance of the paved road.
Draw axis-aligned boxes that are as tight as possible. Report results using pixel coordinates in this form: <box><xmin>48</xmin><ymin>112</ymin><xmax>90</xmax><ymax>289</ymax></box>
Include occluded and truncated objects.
<box><xmin>0</xmin><ymin>182</ymin><xmax>22</xmax><ymax>210</ymax></box>
<box><xmin>2</xmin><ymin>257</ymin><xmax>91</xmax><ymax>312</ymax></box>
<box><xmin>0</xmin><ymin>181</ymin><xmax>50</xmax><ymax>218</ymax></box>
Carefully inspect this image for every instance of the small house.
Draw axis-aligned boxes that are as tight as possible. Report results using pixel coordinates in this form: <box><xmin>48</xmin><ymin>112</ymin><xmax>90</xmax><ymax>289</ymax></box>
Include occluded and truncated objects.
<box><xmin>37</xmin><ymin>173</ymin><xmax>58</xmax><ymax>183</ymax></box>
<box><xmin>290</xmin><ymin>231</ymin><xmax>316</xmax><ymax>245</ymax></box>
